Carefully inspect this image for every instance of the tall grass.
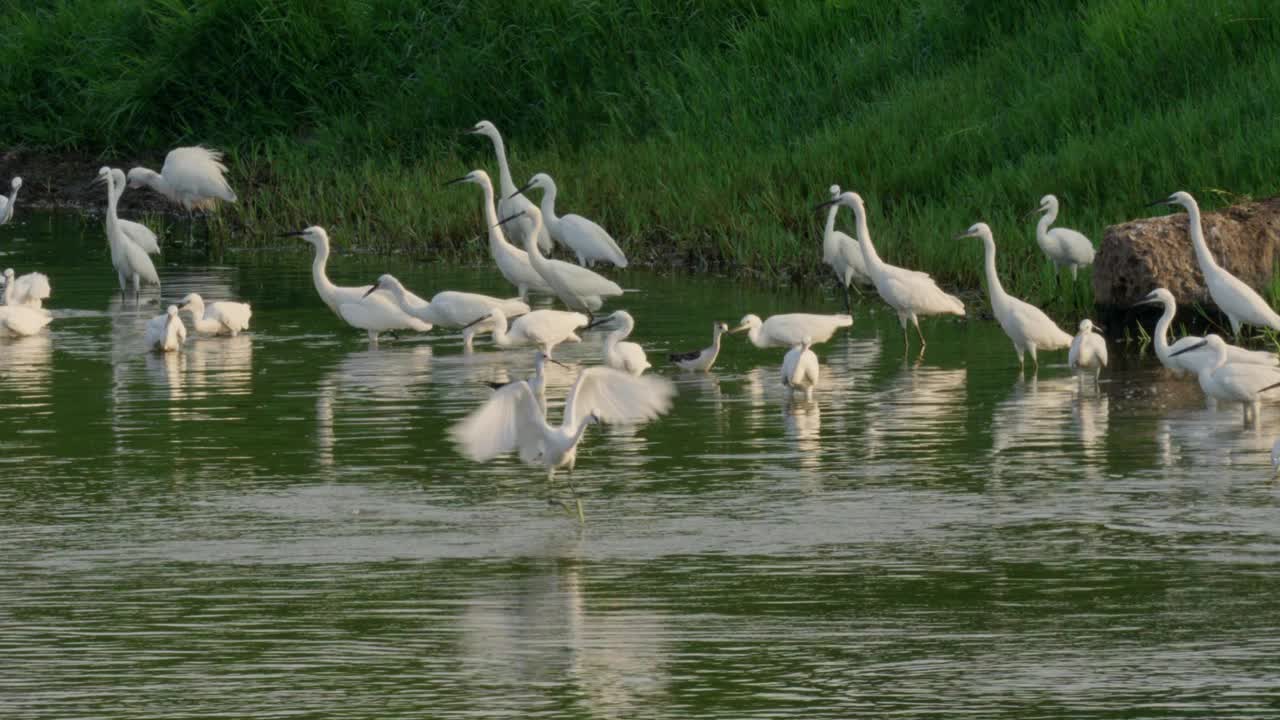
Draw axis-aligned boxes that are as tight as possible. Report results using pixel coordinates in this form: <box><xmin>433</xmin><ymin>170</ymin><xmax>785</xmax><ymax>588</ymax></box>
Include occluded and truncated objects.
<box><xmin>3</xmin><ymin>0</ymin><xmax>1280</xmax><ymax>313</ymax></box>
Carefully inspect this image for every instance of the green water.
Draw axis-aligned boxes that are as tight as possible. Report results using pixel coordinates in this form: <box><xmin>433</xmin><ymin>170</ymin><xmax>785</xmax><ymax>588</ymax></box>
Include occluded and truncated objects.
<box><xmin>3</xmin><ymin>212</ymin><xmax>1280</xmax><ymax>719</ymax></box>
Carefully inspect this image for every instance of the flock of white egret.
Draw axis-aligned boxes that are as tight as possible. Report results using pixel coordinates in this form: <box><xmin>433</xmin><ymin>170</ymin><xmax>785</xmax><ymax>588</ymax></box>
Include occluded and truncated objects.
<box><xmin>4</xmin><ymin>120</ymin><xmax>1280</xmax><ymax>517</ymax></box>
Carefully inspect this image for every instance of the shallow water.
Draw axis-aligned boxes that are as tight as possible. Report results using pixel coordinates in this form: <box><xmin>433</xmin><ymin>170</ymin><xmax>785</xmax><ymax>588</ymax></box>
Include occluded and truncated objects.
<box><xmin>3</xmin><ymin>212</ymin><xmax>1280</xmax><ymax>719</ymax></box>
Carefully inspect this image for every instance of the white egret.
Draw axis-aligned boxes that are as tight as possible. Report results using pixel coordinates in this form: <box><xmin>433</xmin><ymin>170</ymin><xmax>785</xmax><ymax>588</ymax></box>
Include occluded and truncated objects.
<box><xmin>108</xmin><ymin>168</ymin><xmax>161</xmax><ymax>254</ymax></box>
<box><xmin>177</xmin><ymin>293</ymin><xmax>252</xmax><ymax>336</ymax></box>
<box><xmin>820</xmin><ymin>184</ymin><xmax>870</xmax><ymax>312</ymax></box>
<box><xmin>730</xmin><ymin>312</ymin><xmax>852</xmax><ymax>349</ymax></box>
<box><xmin>363</xmin><ymin>273</ymin><xmax>529</xmax><ymax>350</ymax></box>
<box><xmin>669</xmin><ymin>321</ymin><xmax>729</xmax><ymax>371</ymax></box>
<box><xmin>498</xmin><ymin>208</ymin><xmax>622</xmax><ymax>316</ymax></box>
<box><xmin>1132</xmin><ymin>288</ymin><xmax>1276</xmax><ymax>375</ymax></box>
<box><xmin>447</xmin><ymin>170</ymin><xmax>553</xmax><ymax>300</ymax></box>
<box><xmin>467</xmin><ymin>120</ymin><xmax>552</xmax><ymax>253</ymax></box>
<box><xmin>1150</xmin><ymin>191</ymin><xmax>1280</xmax><ymax>337</ymax></box>
<box><xmin>1068</xmin><ymin>319</ymin><xmax>1108</xmax><ymax>385</ymax></box>
<box><xmin>1027</xmin><ymin>194</ymin><xmax>1095</xmax><ymax>282</ymax></box>
<box><xmin>127</xmin><ymin>146</ymin><xmax>237</xmax><ymax>212</ymax></box>
<box><xmin>0</xmin><ymin>305</ymin><xmax>51</xmax><ymax>337</ymax></box>
<box><xmin>281</xmin><ymin>226</ymin><xmax>430</xmax><ymax>342</ymax></box>
<box><xmin>450</xmin><ymin>365</ymin><xmax>676</xmax><ymax>521</ymax></box>
<box><xmin>144</xmin><ymin>305</ymin><xmax>187</xmax><ymax>352</ymax></box>
<box><xmin>781</xmin><ymin>337</ymin><xmax>820</xmax><ymax>400</ymax></box>
<box><xmin>465</xmin><ymin>307</ymin><xmax>588</xmax><ymax>359</ymax></box>
<box><xmin>99</xmin><ymin>166</ymin><xmax>160</xmax><ymax>294</ymax></box>
<box><xmin>817</xmin><ymin>191</ymin><xmax>965</xmax><ymax>351</ymax></box>
<box><xmin>959</xmin><ymin>222</ymin><xmax>1072</xmax><ymax>369</ymax></box>
<box><xmin>600</xmin><ymin>310</ymin><xmax>649</xmax><ymax>376</ymax></box>
<box><xmin>512</xmin><ymin>173</ymin><xmax>627</xmax><ymax>267</ymax></box>
<box><xmin>2</xmin><ymin>269</ymin><xmax>51</xmax><ymax>309</ymax></box>
<box><xmin>0</xmin><ymin>177</ymin><xmax>21</xmax><ymax>225</ymax></box>
<box><xmin>485</xmin><ymin>350</ymin><xmax>571</xmax><ymax>415</ymax></box>
<box><xmin>1170</xmin><ymin>334</ymin><xmax>1280</xmax><ymax>424</ymax></box>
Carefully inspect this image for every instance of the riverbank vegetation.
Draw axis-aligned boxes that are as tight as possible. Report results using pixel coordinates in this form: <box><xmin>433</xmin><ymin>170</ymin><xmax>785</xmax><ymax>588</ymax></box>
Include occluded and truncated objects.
<box><xmin>4</xmin><ymin>0</ymin><xmax>1280</xmax><ymax>311</ymax></box>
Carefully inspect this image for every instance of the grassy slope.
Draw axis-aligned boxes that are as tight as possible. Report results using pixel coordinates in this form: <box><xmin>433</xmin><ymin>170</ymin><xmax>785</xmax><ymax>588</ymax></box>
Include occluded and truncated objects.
<box><xmin>4</xmin><ymin>0</ymin><xmax>1280</xmax><ymax>310</ymax></box>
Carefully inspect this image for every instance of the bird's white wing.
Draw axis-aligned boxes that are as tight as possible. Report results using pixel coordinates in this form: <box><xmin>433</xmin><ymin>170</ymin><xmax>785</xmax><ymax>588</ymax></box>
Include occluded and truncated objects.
<box><xmin>14</xmin><ymin>272</ymin><xmax>51</xmax><ymax>305</ymax></box>
<box><xmin>429</xmin><ymin>292</ymin><xmax>529</xmax><ymax>327</ymax></box>
<box><xmin>1006</xmin><ymin>298</ymin><xmax>1072</xmax><ymax>349</ymax></box>
<box><xmin>1225</xmin><ymin>344</ymin><xmax>1279</xmax><ymax>366</ymax></box>
<box><xmin>119</xmin><ymin>219</ymin><xmax>161</xmax><ymax>255</ymax></box>
<box><xmin>207</xmin><ymin>301</ymin><xmax>252</xmax><ymax>333</ymax></box>
<box><xmin>882</xmin><ymin>274</ymin><xmax>965</xmax><ymax>316</ymax></box>
<box><xmin>0</xmin><ymin>306</ymin><xmax>51</xmax><ymax>336</ymax></box>
<box><xmin>560</xmin><ymin>214</ymin><xmax>628</xmax><ymax>267</ymax></box>
<box><xmin>1090</xmin><ymin>334</ymin><xmax>1108</xmax><ymax>367</ymax></box>
<box><xmin>798</xmin><ymin>350</ymin><xmax>820</xmax><ymax>387</ymax></box>
<box><xmin>781</xmin><ymin>346</ymin><xmax>801</xmax><ymax>385</ymax></box>
<box><xmin>0</xmin><ymin>196</ymin><xmax>9</xmax><ymax>220</ymax></box>
<box><xmin>549</xmin><ymin>259</ymin><xmax>623</xmax><ymax>296</ymax></box>
<box><xmin>450</xmin><ymin>381</ymin><xmax>546</xmax><ymax>462</ymax></box>
<box><xmin>143</xmin><ymin>314</ymin><xmax>167</xmax><ymax>347</ymax></box>
<box><xmin>164</xmin><ymin>146</ymin><xmax>237</xmax><ymax>203</ymax></box>
<box><xmin>121</xmin><ymin>239</ymin><xmax>161</xmax><ymax>285</ymax></box>
<box><xmin>1068</xmin><ymin>334</ymin><xmax>1083</xmax><ymax>369</ymax></box>
<box><xmin>1048</xmin><ymin>228</ymin><xmax>1095</xmax><ymax>265</ymax></box>
<box><xmin>563</xmin><ymin>367</ymin><xmax>676</xmax><ymax>428</ymax></box>
<box><xmin>1216</xmin><ymin>365</ymin><xmax>1280</xmax><ymax>400</ymax></box>
<box><xmin>833</xmin><ymin>231</ymin><xmax>870</xmax><ymax>282</ymax></box>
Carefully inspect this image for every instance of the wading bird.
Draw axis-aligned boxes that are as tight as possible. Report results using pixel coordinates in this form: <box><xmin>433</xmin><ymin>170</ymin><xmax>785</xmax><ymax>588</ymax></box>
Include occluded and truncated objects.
<box><xmin>177</xmin><ymin>293</ymin><xmax>252</xmax><ymax>336</ymax></box>
<box><xmin>0</xmin><ymin>305</ymin><xmax>51</xmax><ymax>337</ymax></box>
<box><xmin>465</xmin><ymin>307</ymin><xmax>588</xmax><ymax>359</ymax></box>
<box><xmin>450</xmin><ymin>365</ymin><xmax>676</xmax><ymax>522</ymax></box>
<box><xmin>128</xmin><ymin>147</ymin><xmax>237</xmax><ymax>214</ymax></box>
<box><xmin>485</xmin><ymin>350</ymin><xmax>570</xmax><ymax>415</ymax></box>
<box><xmin>959</xmin><ymin>222</ymin><xmax>1072</xmax><ymax>370</ymax></box>
<box><xmin>99</xmin><ymin>167</ymin><xmax>160</xmax><ymax>295</ymax></box>
<box><xmin>781</xmin><ymin>337</ymin><xmax>819</xmax><ymax>400</ymax></box>
<box><xmin>0</xmin><ymin>177</ymin><xmax>21</xmax><ymax>225</ymax></box>
<box><xmin>364</xmin><ymin>273</ymin><xmax>530</xmax><ymax>351</ymax></box>
<box><xmin>467</xmin><ymin>121</ymin><xmax>552</xmax><ymax>253</ymax></box>
<box><xmin>447</xmin><ymin>170</ymin><xmax>553</xmax><ymax>300</ymax></box>
<box><xmin>282</xmin><ymin>226</ymin><xmax>430</xmax><ymax>343</ymax></box>
<box><xmin>1069</xmin><ymin>319</ymin><xmax>1108</xmax><ymax>386</ymax></box>
<box><xmin>731</xmin><ymin>312</ymin><xmax>852</xmax><ymax>349</ymax></box>
<box><xmin>106</xmin><ymin>168</ymin><xmax>161</xmax><ymax>255</ymax></box>
<box><xmin>497</xmin><ymin>208</ymin><xmax>622</xmax><ymax>316</ymax></box>
<box><xmin>144</xmin><ymin>305</ymin><xmax>187</xmax><ymax>352</ymax></box>
<box><xmin>816</xmin><ymin>191</ymin><xmax>964</xmax><ymax>352</ymax></box>
<box><xmin>819</xmin><ymin>184</ymin><xmax>870</xmax><ymax>312</ymax></box>
<box><xmin>1027</xmin><ymin>194</ymin><xmax>1095</xmax><ymax>284</ymax></box>
<box><xmin>2</xmin><ymin>268</ymin><xmax>51</xmax><ymax>309</ymax></box>
<box><xmin>669</xmin><ymin>321</ymin><xmax>729</xmax><ymax>371</ymax></box>
<box><xmin>512</xmin><ymin>173</ymin><xmax>627</xmax><ymax>267</ymax></box>
<box><xmin>1149</xmin><ymin>191</ymin><xmax>1280</xmax><ymax>338</ymax></box>
<box><xmin>1171</xmin><ymin>334</ymin><xmax>1280</xmax><ymax>425</ymax></box>
<box><xmin>600</xmin><ymin>310</ymin><xmax>649</xmax><ymax>376</ymax></box>
<box><xmin>1132</xmin><ymin>288</ymin><xmax>1276</xmax><ymax>375</ymax></box>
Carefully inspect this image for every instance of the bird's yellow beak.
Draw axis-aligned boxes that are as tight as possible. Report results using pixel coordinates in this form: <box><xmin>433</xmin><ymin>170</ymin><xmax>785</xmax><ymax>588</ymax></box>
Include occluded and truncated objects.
<box><xmin>729</xmin><ymin>323</ymin><xmax>750</xmax><ymax>334</ymax></box>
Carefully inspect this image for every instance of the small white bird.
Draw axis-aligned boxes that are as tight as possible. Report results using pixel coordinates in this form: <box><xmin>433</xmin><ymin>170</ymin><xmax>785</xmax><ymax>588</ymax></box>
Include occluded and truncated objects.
<box><xmin>447</xmin><ymin>170</ymin><xmax>553</xmax><ymax>300</ymax></box>
<box><xmin>2</xmin><ymin>269</ymin><xmax>51</xmax><ymax>309</ymax></box>
<box><xmin>450</xmin><ymin>365</ymin><xmax>676</xmax><ymax>521</ymax></box>
<box><xmin>177</xmin><ymin>293</ymin><xmax>252</xmax><ymax>336</ymax></box>
<box><xmin>1028</xmin><ymin>194</ymin><xmax>1095</xmax><ymax>282</ymax></box>
<box><xmin>144</xmin><ymin>305</ymin><xmax>188</xmax><ymax>352</ymax></box>
<box><xmin>108</xmin><ymin>168</ymin><xmax>161</xmax><ymax>255</ymax></box>
<box><xmin>485</xmin><ymin>350</ymin><xmax>570</xmax><ymax>415</ymax></box>
<box><xmin>282</xmin><ymin>226</ymin><xmax>430</xmax><ymax>343</ymax></box>
<box><xmin>959</xmin><ymin>222</ymin><xmax>1072</xmax><ymax>369</ymax></box>
<box><xmin>99</xmin><ymin>166</ymin><xmax>160</xmax><ymax>294</ymax></box>
<box><xmin>669</xmin><ymin>321</ymin><xmax>729</xmax><ymax>371</ymax></box>
<box><xmin>513</xmin><ymin>173</ymin><xmax>627</xmax><ymax>267</ymax></box>
<box><xmin>601</xmin><ymin>310</ymin><xmax>650</xmax><ymax>376</ymax></box>
<box><xmin>781</xmin><ymin>336</ymin><xmax>820</xmax><ymax>400</ymax></box>
<box><xmin>0</xmin><ymin>177</ymin><xmax>22</xmax><ymax>225</ymax></box>
<box><xmin>364</xmin><ymin>273</ymin><xmax>529</xmax><ymax>350</ymax></box>
<box><xmin>820</xmin><ymin>184</ymin><xmax>870</xmax><ymax>312</ymax></box>
<box><xmin>498</xmin><ymin>208</ymin><xmax>622</xmax><ymax>316</ymax></box>
<box><xmin>1069</xmin><ymin>319</ymin><xmax>1108</xmax><ymax>385</ymax></box>
<box><xmin>1171</xmin><ymin>334</ymin><xmax>1280</xmax><ymax>425</ymax></box>
<box><xmin>1151</xmin><ymin>191</ymin><xmax>1280</xmax><ymax>338</ymax></box>
<box><xmin>1132</xmin><ymin>288</ymin><xmax>1276</xmax><ymax>375</ymax></box>
<box><xmin>731</xmin><ymin>313</ymin><xmax>852</xmax><ymax>349</ymax></box>
<box><xmin>467</xmin><ymin>121</ymin><xmax>553</xmax><ymax>253</ymax></box>
<box><xmin>818</xmin><ymin>191</ymin><xmax>964</xmax><ymax>351</ymax></box>
<box><xmin>0</xmin><ymin>305</ymin><xmax>51</xmax><ymax>337</ymax></box>
<box><xmin>466</xmin><ymin>307</ymin><xmax>588</xmax><ymax>359</ymax></box>
<box><xmin>127</xmin><ymin>146</ymin><xmax>237</xmax><ymax>212</ymax></box>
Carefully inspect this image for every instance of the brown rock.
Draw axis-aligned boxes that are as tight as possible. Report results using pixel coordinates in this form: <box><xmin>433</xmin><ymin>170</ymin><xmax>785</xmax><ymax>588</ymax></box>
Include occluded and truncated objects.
<box><xmin>1093</xmin><ymin>195</ymin><xmax>1280</xmax><ymax>308</ymax></box>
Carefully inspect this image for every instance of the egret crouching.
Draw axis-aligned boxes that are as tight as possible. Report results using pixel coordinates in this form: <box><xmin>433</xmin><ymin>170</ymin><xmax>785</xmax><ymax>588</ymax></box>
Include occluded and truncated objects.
<box><xmin>450</xmin><ymin>366</ymin><xmax>676</xmax><ymax>522</ymax></box>
<box><xmin>512</xmin><ymin>173</ymin><xmax>627</xmax><ymax>267</ymax></box>
<box><xmin>465</xmin><ymin>308</ymin><xmax>588</xmax><ymax>359</ymax></box>
<box><xmin>128</xmin><ymin>146</ymin><xmax>237</xmax><ymax>236</ymax></box>
<box><xmin>364</xmin><ymin>273</ymin><xmax>529</xmax><ymax>350</ymax></box>
<box><xmin>1069</xmin><ymin>319</ymin><xmax>1108</xmax><ymax>386</ymax></box>
<box><xmin>0</xmin><ymin>177</ymin><xmax>21</xmax><ymax>225</ymax></box>
<box><xmin>1132</xmin><ymin>288</ymin><xmax>1276</xmax><ymax>375</ymax></box>
<box><xmin>2</xmin><ymin>269</ymin><xmax>51</xmax><ymax>309</ymax></box>
<box><xmin>781</xmin><ymin>337</ymin><xmax>819</xmax><ymax>400</ymax></box>
<box><xmin>1027</xmin><ymin>194</ymin><xmax>1095</xmax><ymax>284</ymax></box>
<box><xmin>601</xmin><ymin>310</ymin><xmax>649</xmax><ymax>376</ymax></box>
<box><xmin>1171</xmin><ymin>334</ymin><xmax>1280</xmax><ymax>425</ymax></box>
<box><xmin>670</xmin><ymin>321</ymin><xmax>729</xmax><ymax>371</ymax></box>
<box><xmin>144</xmin><ymin>305</ymin><xmax>187</xmax><ymax>352</ymax></box>
<box><xmin>177</xmin><ymin>293</ymin><xmax>252</xmax><ymax>336</ymax></box>
<box><xmin>731</xmin><ymin>313</ymin><xmax>852</xmax><ymax>349</ymax></box>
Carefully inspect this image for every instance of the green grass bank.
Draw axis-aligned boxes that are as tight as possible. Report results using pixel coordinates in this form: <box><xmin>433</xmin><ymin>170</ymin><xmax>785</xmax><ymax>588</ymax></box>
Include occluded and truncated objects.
<box><xmin>4</xmin><ymin>0</ymin><xmax>1280</xmax><ymax>311</ymax></box>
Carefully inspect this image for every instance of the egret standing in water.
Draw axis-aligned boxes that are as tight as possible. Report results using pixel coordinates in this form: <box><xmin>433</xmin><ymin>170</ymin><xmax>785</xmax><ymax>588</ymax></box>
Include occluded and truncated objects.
<box><xmin>1069</xmin><ymin>319</ymin><xmax>1108</xmax><ymax>386</ymax></box>
<box><xmin>2</xmin><ymin>268</ymin><xmax>51</xmax><ymax>309</ymax></box>
<box><xmin>447</xmin><ymin>170</ymin><xmax>553</xmax><ymax>300</ymax></box>
<box><xmin>731</xmin><ymin>313</ymin><xmax>852</xmax><ymax>349</ymax></box>
<box><xmin>467</xmin><ymin>121</ymin><xmax>552</xmax><ymax>253</ymax></box>
<box><xmin>177</xmin><ymin>293</ymin><xmax>252</xmax><ymax>336</ymax></box>
<box><xmin>465</xmin><ymin>308</ymin><xmax>588</xmax><ymax>359</ymax></box>
<box><xmin>1027</xmin><ymin>194</ymin><xmax>1095</xmax><ymax>284</ymax></box>
<box><xmin>497</xmin><ymin>209</ymin><xmax>622</xmax><ymax>317</ymax></box>
<box><xmin>105</xmin><ymin>168</ymin><xmax>161</xmax><ymax>254</ymax></box>
<box><xmin>959</xmin><ymin>222</ymin><xmax>1072</xmax><ymax>370</ymax></box>
<box><xmin>1149</xmin><ymin>191</ymin><xmax>1280</xmax><ymax>338</ymax></box>
<box><xmin>600</xmin><ymin>310</ymin><xmax>649</xmax><ymax>376</ymax></box>
<box><xmin>670</xmin><ymin>321</ymin><xmax>729</xmax><ymax>371</ymax></box>
<box><xmin>364</xmin><ymin>273</ymin><xmax>530</xmax><ymax>350</ymax></box>
<box><xmin>819</xmin><ymin>184</ymin><xmax>870</xmax><ymax>312</ymax></box>
<box><xmin>451</xmin><ymin>365</ymin><xmax>676</xmax><ymax>522</ymax></box>
<box><xmin>99</xmin><ymin>166</ymin><xmax>160</xmax><ymax>295</ymax></box>
<box><xmin>816</xmin><ymin>191</ymin><xmax>964</xmax><ymax>352</ymax></box>
<box><xmin>781</xmin><ymin>337</ymin><xmax>819</xmax><ymax>400</ymax></box>
<box><xmin>512</xmin><ymin>173</ymin><xmax>627</xmax><ymax>267</ymax></box>
<box><xmin>0</xmin><ymin>177</ymin><xmax>21</xmax><ymax>225</ymax></box>
<box><xmin>1171</xmin><ymin>334</ymin><xmax>1280</xmax><ymax>425</ymax></box>
<box><xmin>1132</xmin><ymin>288</ymin><xmax>1276</xmax><ymax>375</ymax></box>
<box><xmin>128</xmin><ymin>147</ymin><xmax>237</xmax><ymax>215</ymax></box>
<box><xmin>144</xmin><ymin>305</ymin><xmax>187</xmax><ymax>353</ymax></box>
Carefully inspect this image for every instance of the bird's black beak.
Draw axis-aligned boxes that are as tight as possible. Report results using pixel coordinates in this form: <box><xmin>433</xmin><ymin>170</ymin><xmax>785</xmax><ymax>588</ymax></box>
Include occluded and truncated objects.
<box><xmin>953</xmin><ymin>231</ymin><xmax>972</xmax><ymax>240</ymax></box>
<box><xmin>464</xmin><ymin>125</ymin><xmax>482</xmax><ymax>135</ymax></box>
<box><xmin>1170</xmin><ymin>339</ymin><xmax>1209</xmax><ymax>357</ymax></box>
<box><xmin>443</xmin><ymin>175</ymin><xmax>470</xmax><ymax>186</ymax></box>
<box><xmin>461</xmin><ymin>313</ymin><xmax>493</xmax><ymax>330</ymax></box>
<box><xmin>1145</xmin><ymin>197</ymin><xmax>1171</xmax><ymax>208</ymax></box>
<box><xmin>509</xmin><ymin>180</ymin><xmax>536</xmax><ymax>200</ymax></box>
<box><xmin>280</xmin><ymin>229</ymin><xmax>308</xmax><ymax>238</ymax></box>
<box><xmin>362</xmin><ymin>283</ymin><xmax>381</xmax><ymax>299</ymax></box>
<box><xmin>548</xmin><ymin>357</ymin><xmax>571</xmax><ymax>370</ymax></box>
<box><xmin>1021</xmin><ymin>206</ymin><xmax>1044</xmax><ymax>220</ymax></box>
<box><xmin>1091</xmin><ymin>324</ymin><xmax>1105</xmax><ymax>334</ymax></box>
<box><xmin>813</xmin><ymin>198</ymin><xmax>838</xmax><ymax>211</ymax></box>
<box><xmin>1131</xmin><ymin>296</ymin><xmax>1157</xmax><ymax>308</ymax></box>
<box><xmin>492</xmin><ymin>212</ymin><xmax>525</xmax><ymax>229</ymax></box>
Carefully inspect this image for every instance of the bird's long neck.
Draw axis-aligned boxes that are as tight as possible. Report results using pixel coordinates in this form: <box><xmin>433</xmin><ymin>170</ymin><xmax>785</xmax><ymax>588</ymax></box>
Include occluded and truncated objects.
<box><xmin>1152</xmin><ymin>299</ymin><xmax>1175</xmax><ymax>356</ymax></box>
<box><xmin>1184</xmin><ymin>202</ymin><xmax>1219</xmax><ymax>272</ymax></box>
<box><xmin>1035</xmin><ymin>209</ymin><xmax>1055</xmax><ymax>249</ymax></box>
<box><xmin>823</xmin><ymin>205</ymin><xmax>839</xmax><ymax>254</ymax></box>
<box><xmin>538</xmin><ymin>182</ymin><xmax>560</xmax><ymax>225</ymax></box>
<box><xmin>568</xmin><ymin>416</ymin><xmax>594</xmax><ymax>446</ymax></box>
<box><xmin>138</xmin><ymin>169</ymin><xmax>175</xmax><ymax>202</ymax></box>
<box><xmin>479</xmin><ymin>178</ymin><xmax>512</xmax><ymax>254</ymax></box>
<box><xmin>522</xmin><ymin>219</ymin><xmax>549</xmax><ymax>269</ymax></box>
<box><xmin>488</xmin><ymin>133</ymin><xmax>516</xmax><ymax>196</ymax></box>
<box><xmin>851</xmin><ymin>206</ymin><xmax>885</xmax><ymax>271</ymax></box>
<box><xmin>982</xmin><ymin>235</ymin><xmax>1008</xmax><ymax>307</ymax></box>
<box><xmin>2</xmin><ymin>280</ymin><xmax>14</xmax><ymax>305</ymax></box>
<box><xmin>748</xmin><ymin>326</ymin><xmax>765</xmax><ymax>348</ymax></box>
<box><xmin>310</xmin><ymin>242</ymin><xmax>339</xmax><ymax>306</ymax></box>
<box><xmin>490</xmin><ymin>315</ymin><xmax>510</xmax><ymax>346</ymax></box>
<box><xmin>7</xmin><ymin>183</ymin><xmax>18</xmax><ymax>211</ymax></box>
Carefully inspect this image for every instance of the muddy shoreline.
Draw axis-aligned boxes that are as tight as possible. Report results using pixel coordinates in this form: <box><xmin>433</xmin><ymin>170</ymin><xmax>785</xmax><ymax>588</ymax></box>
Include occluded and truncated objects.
<box><xmin>0</xmin><ymin>148</ymin><xmax>185</xmax><ymax>217</ymax></box>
